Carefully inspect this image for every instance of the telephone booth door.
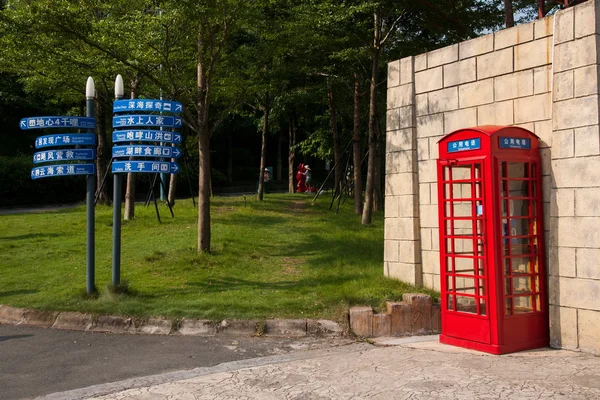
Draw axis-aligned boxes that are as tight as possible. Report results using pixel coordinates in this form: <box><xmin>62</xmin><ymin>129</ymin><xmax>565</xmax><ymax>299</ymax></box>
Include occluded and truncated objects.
<box><xmin>438</xmin><ymin>160</ymin><xmax>491</xmax><ymax>345</ymax></box>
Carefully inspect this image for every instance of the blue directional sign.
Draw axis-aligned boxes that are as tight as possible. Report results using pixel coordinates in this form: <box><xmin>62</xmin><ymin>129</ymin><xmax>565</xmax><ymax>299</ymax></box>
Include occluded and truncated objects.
<box><xmin>34</xmin><ymin>134</ymin><xmax>97</xmax><ymax>149</ymax></box>
<box><xmin>112</xmin><ymin>145</ymin><xmax>181</xmax><ymax>159</ymax></box>
<box><xmin>447</xmin><ymin>138</ymin><xmax>481</xmax><ymax>153</ymax></box>
<box><xmin>112</xmin><ymin>130</ymin><xmax>182</xmax><ymax>144</ymax></box>
<box><xmin>112</xmin><ymin>115</ymin><xmax>182</xmax><ymax>128</ymax></box>
<box><xmin>20</xmin><ymin>116</ymin><xmax>96</xmax><ymax>130</ymax></box>
<box><xmin>112</xmin><ymin>161</ymin><xmax>180</xmax><ymax>174</ymax></box>
<box><xmin>499</xmin><ymin>137</ymin><xmax>531</xmax><ymax>150</ymax></box>
<box><xmin>34</xmin><ymin>149</ymin><xmax>96</xmax><ymax>164</ymax></box>
<box><xmin>31</xmin><ymin>163</ymin><xmax>96</xmax><ymax>179</ymax></box>
<box><xmin>113</xmin><ymin>99</ymin><xmax>183</xmax><ymax>114</ymax></box>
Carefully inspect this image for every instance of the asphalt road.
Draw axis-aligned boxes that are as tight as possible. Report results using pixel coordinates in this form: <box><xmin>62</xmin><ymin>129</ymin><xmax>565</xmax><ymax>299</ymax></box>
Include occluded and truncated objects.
<box><xmin>0</xmin><ymin>324</ymin><xmax>353</xmax><ymax>400</ymax></box>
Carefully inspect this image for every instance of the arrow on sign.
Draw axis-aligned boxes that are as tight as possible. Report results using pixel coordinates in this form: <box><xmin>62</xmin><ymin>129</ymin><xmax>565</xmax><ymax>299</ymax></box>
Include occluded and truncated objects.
<box><xmin>20</xmin><ymin>120</ymin><xmax>26</xmax><ymax>129</ymax></box>
<box><xmin>172</xmin><ymin>148</ymin><xmax>181</xmax><ymax>158</ymax></box>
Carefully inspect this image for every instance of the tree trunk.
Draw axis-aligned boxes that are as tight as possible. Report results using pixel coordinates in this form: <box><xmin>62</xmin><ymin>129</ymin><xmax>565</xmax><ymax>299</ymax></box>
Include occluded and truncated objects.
<box><xmin>288</xmin><ymin>111</ymin><xmax>296</xmax><ymax>193</ymax></box>
<box><xmin>277</xmin><ymin>131</ymin><xmax>283</xmax><ymax>181</ymax></box>
<box><xmin>328</xmin><ymin>88</ymin><xmax>341</xmax><ymax>191</ymax></box>
<box><xmin>257</xmin><ymin>92</ymin><xmax>269</xmax><ymax>201</ymax></box>
<box><xmin>352</xmin><ymin>72</ymin><xmax>363</xmax><ymax>215</ymax></box>
<box><xmin>504</xmin><ymin>0</ymin><xmax>514</xmax><ymax>28</ymax></box>
<box><xmin>362</xmin><ymin>9</ymin><xmax>381</xmax><ymax>225</ymax></box>
<box><xmin>197</xmin><ymin>32</ymin><xmax>211</xmax><ymax>253</ymax></box>
<box><xmin>227</xmin><ymin>134</ymin><xmax>233</xmax><ymax>183</ymax></box>
<box><xmin>124</xmin><ymin>78</ymin><xmax>139</xmax><ymax>221</ymax></box>
<box><xmin>95</xmin><ymin>94</ymin><xmax>110</xmax><ymax>205</ymax></box>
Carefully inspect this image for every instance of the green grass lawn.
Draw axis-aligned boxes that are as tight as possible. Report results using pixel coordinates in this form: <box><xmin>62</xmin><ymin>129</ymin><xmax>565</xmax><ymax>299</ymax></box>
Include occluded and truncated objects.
<box><xmin>0</xmin><ymin>193</ymin><xmax>436</xmax><ymax>322</ymax></box>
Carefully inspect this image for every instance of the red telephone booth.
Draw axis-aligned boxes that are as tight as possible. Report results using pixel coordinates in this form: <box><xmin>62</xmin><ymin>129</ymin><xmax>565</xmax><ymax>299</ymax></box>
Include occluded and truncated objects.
<box><xmin>437</xmin><ymin>125</ymin><xmax>548</xmax><ymax>354</ymax></box>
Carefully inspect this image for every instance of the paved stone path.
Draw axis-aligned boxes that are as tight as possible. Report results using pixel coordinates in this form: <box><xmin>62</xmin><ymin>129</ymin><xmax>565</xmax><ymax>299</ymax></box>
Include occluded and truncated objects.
<box><xmin>44</xmin><ymin>336</ymin><xmax>600</xmax><ymax>400</ymax></box>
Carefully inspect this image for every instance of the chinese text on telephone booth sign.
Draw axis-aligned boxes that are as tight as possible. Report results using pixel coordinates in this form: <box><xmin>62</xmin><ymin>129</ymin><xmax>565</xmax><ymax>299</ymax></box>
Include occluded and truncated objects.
<box><xmin>447</xmin><ymin>138</ymin><xmax>481</xmax><ymax>153</ymax></box>
<box><xmin>499</xmin><ymin>137</ymin><xmax>531</xmax><ymax>150</ymax></box>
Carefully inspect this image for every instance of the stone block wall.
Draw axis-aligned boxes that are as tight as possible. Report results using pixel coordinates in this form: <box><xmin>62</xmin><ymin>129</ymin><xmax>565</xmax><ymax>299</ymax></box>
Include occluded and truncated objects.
<box><xmin>385</xmin><ymin>0</ymin><xmax>600</xmax><ymax>354</ymax></box>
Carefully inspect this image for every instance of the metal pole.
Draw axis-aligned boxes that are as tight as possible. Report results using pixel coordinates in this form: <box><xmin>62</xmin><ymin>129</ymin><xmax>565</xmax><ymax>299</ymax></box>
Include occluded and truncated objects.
<box><xmin>85</xmin><ymin>77</ymin><xmax>96</xmax><ymax>295</ymax></box>
<box><xmin>112</xmin><ymin>75</ymin><xmax>124</xmax><ymax>287</ymax></box>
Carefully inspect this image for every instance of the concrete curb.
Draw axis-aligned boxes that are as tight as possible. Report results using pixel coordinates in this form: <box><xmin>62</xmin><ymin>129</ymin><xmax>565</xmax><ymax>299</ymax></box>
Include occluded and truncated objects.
<box><xmin>0</xmin><ymin>305</ymin><xmax>346</xmax><ymax>338</ymax></box>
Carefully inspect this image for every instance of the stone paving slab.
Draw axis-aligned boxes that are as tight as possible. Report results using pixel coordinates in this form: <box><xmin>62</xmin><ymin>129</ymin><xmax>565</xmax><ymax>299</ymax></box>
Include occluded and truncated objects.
<box><xmin>42</xmin><ymin>336</ymin><xmax>600</xmax><ymax>400</ymax></box>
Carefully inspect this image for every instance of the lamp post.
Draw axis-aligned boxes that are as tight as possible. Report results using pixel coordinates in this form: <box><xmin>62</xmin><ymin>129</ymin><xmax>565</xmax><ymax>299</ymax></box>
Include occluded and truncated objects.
<box><xmin>85</xmin><ymin>77</ymin><xmax>96</xmax><ymax>295</ymax></box>
<box><xmin>112</xmin><ymin>74</ymin><xmax>124</xmax><ymax>287</ymax></box>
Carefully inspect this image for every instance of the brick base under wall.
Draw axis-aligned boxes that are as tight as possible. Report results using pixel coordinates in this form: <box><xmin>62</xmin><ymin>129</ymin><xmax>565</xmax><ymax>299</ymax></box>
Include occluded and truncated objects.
<box><xmin>350</xmin><ymin>293</ymin><xmax>440</xmax><ymax>337</ymax></box>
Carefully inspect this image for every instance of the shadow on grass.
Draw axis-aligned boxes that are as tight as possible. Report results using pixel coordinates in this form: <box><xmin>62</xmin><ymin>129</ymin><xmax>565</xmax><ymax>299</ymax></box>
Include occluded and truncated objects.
<box><xmin>0</xmin><ymin>289</ymin><xmax>39</xmax><ymax>297</ymax></box>
<box><xmin>0</xmin><ymin>233</ymin><xmax>63</xmax><ymax>241</ymax></box>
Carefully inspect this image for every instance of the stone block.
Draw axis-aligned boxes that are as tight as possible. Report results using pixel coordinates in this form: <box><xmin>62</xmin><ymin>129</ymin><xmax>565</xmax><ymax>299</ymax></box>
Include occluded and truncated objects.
<box><xmin>495</xmin><ymin>70</ymin><xmax>534</xmax><ymax>101</ymax></box>
<box><xmin>514</xmin><ymin>93</ymin><xmax>551</xmax><ymax>123</ymax></box>
<box><xmin>386</xmin><ymin>128</ymin><xmax>415</xmax><ymax>152</ymax></box>
<box><xmin>388</xmin><ymin>60</ymin><xmax>400</xmax><ymax>88</ymax></box>
<box><xmin>555</xmin><ymin>7</ymin><xmax>575</xmax><ymax>44</ymax></box>
<box><xmin>372</xmin><ymin>313</ymin><xmax>392</xmax><ymax>337</ymax></box>
<box><xmin>575</xmin><ymin>187</ymin><xmax>600</xmax><ymax>216</ymax></box>
<box><xmin>557</xmin><ymin>276</ymin><xmax>600</xmax><ymax>311</ymax></box>
<box><xmin>415</xmin><ymin>53</ymin><xmax>427</xmax><ymax>72</ymax></box>
<box><xmin>458</xmin><ymin>79</ymin><xmax>494</xmax><ymax>108</ymax></box>
<box><xmin>495</xmin><ymin>22</ymin><xmax>534</xmax><ymax>49</ymax></box>
<box><xmin>22</xmin><ymin>310</ymin><xmax>59</xmax><ymax>328</ymax></box>
<box><xmin>417</xmin><ymin>114</ymin><xmax>444</xmax><ymax>138</ymax></box>
<box><xmin>551</xmin><ymin>188</ymin><xmax>575</xmax><ymax>216</ymax></box>
<box><xmin>553</xmin><ymin>95</ymin><xmax>600</xmax><ymax>130</ymax></box>
<box><xmin>534</xmin><ymin>66</ymin><xmax>551</xmax><ymax>94</ymax></box>
<box><xmin>402</xmin><ymin>293</ymin><xmax>433</xmax><ymax>334</ymax></box>
<box><xmin>477</xmin><ymin>47</ymin><xmax>513</xmax><ymax>79</ymax></box>
<box><xmin>399</xmin><ymin>240</ymin><xmax>421</xmax><ymax>264</ymax></box>
<box><xmin>421</xmin><ymin>228</ymin><xmax>433</xmax><ymax>251</ymax></box>
<box><xmin>385</xmin><ymin>262</ymin><xmax>422</xmax><ymax>286</ymax></box>
<box><xmin>385</xmin><ymin>218</ymin><xmax>419</xmax><ymax>241</ymax></box>
<box><xmin>554</xmin><ymin>35</ymin><xmax>597</xmax><ymax>73</ymax></box>
<box><xmin>541</xmin><ymin>147</ymin><xmax>552</xmax><ymax>176</ymax></box>
<box><xmin>574</xmin><ymin>65</ymin><xmax>599</xmax><ymax>97</ymax></box>
<box><xmin>386</xmin><ymin>150</ymin><xmax>415</xmax><ymax>174</ymax></box>
<box><xmin>387</xmin><ymin>83</ymin><xmax>414</xmax><ymax>110</ymax></box>
<box><xmin>0</xmin><ymin>306</ymin><xmax>26</xmax><ymax>324</ymax></box>
<box><xmin>443</xmin><ymin>58</ymin><xmax>476</xmax><ymax>87</ymax></box>
<box><xmin>53</xmin><ymin>312</ymin><xmax>94</xmax><ymax>331</ymax></box>
<box><xmin>428</xmin><ymin>87</ymin><xmax>459</xmax><ymax>113</ymax></box>
<box><xmin>428</xmin><ymin>44</ymin><xmax>458</xmax><ymax>67</ymax></box>
<box><xmin>349</xmin><ymin>306</ymin><xmax>373</xmax><ymax>337</ymax></box>
<box><xmin>431</xmin><ymin>303</ymin><xmax>441</xmax><ymax>332</ymax></box>
<box><xmin>549</xmin><ymin>305</ymin><xmax>578</xmax><ymax>349</ymax></box>
<box><xmin>444</xmin><ymin>108</ymin><xmax>477</xmax><ymax>133</ymax></box>
<box><xmin>557</xmin><ymin>217</ymin><xmax>600</xmax><ymax>248</ymax></box>
<box><xmin>385</xmin><ymin>196</ymin><xmax>399</xmax><ymax>218</ymax></box>
<box><xmin>576</xmin><ymin>248</ymin><xmax>600</xmax><ymax>279</ymax></box>
<box><xmin>264</xmin><ymin>319</ymin><xmax>307</xmax><ymax>337</ymax></box>
<box><xmin>514</xmin><ymin>37</ymin><xmax>552</xmax><ymax>71</ymax></box>
<box><xmin>552</xmin><ymin>154</ymin><xmax>600</xmax><ymax>188</ymax></box>
<box><xmin>307</xmin><ymin>320</ymin><xmax>344</xmax><ymax>337</ymax></box>
<box><xmin>554</xmin><ymin>70</ymin><xmax>574</xmax><ymax>101</ymax></box>
<box><xmin>386</xmin><ymin>106</ymin><xmax>414</xmax><ymax>131</ymax></box>
<box><xmin>551</xmin><ymin>129</ymin><xmax>574</xmax><ymax>159</ymax></box>
<box><xmin>385</xmin><ymin>172</ymin><xmax>416</xmax><ymax>196</ymax></box>
<box><xmin>418</xmin><ymin>159</ymin><xmax>437</xmax><ymax>183</ymax></box>
<box><xmin>429</xmin><ymin>137</ymin><xmax>440</xmax><ymax>160</ymax></box>
<box><xmin>417</xmin><ymin>137</ymin><xmax>429</xmax><ymax>160</ymax></box>
<box><xmin>432</xmin><ymin>228</ymin><xmax>440</xmax><ymax>251</ymax></box>
<box><xmin>415</xmin><ymin>67</ymin><xmax>443</xmax><ymax>94</ymax></box>
<box><xmin>387</xmin><ymin>301</ymin><xmax>412</xmax><ymax>336</ymax></box>
<box><xmin>92</xmin><ymin>315</ymin><xmax>133</xmax><ymax>334</ymax></box>
<box><xmin>578</xmin><ymin>309</ymin><xmax>600</xmax><ymax>355</ymax></box>
<box><xmin>416</xmin><ymin>93</ymin><xmax>428</xmax><ymax>116</ymax></box>
<box><xmin>534</xmin><ymin>15</ymin><xmax>554</xmax><ymax>39</ymax></box>
<box><xmin>400</xmin><ymin>57</ymin><xmax>414</xmax><ymax>84</ymax></box>
<box><xmin>575</xmin><ymin>0</ymin><xmax>597</xmax><ymax>38</ymax></box>
<box><xmin>384</xmin><ymin>240</ymin><xmax>399</xmax><ymax>262</ymax></box>
<box><xmin>178</xmin><ymin>319</ymin><xmax>216</xmax><ymax>336</ymax></box>
<box><xmin>535</xmin><ymin>120</ymin><xmax>553</xmax><ymax>148</ymax></box>
<box><xmin>430</xmin><ymin>182</ymin><xmax>438</xmax><ymax>205</ymax></box>
<box><xmin>216</xmin><ymin>320</ymin><xmax>261</xmax><ymax>336</ymax></box>
<box><xmin>420</xmin><ymin>204</ymin><xmax>438</xmax><ymax>228</ymax></box>
<box><xmin>419</xmin><ymin>182</ymin><xmax>431</xmax><ymax>204</ymax></box>
<box><xmin>477</xmin><ymin>100</ymin><xmax>514</xmax><ymax>126</ymax></box>
<box><xmin>135</xmin><ymin>317</ymin><xmax>172</xmax><ymax>335</ymax></box>
<box><xmin>459</xmin><ymin>35</ymin><xmax>494</xmax><ymax>59</ymax></box>
<box><xmin>574</xmin><ymin>125</ymin><xmax>600</xmax><ymax>157</ymax></box>
<box><xmin>398</xmin><ymin>194</ymin><xmax>419</xmax><ymax>218</ymax></box>
<box><xmin>548</xmin><ymin>246</ymin><xmax>576</xmax><ymax>277</ymax></box>
<box><xmin>422</xmin><ymin>250</ymin><xmax>440</xmax><ymax>274</ymax></box>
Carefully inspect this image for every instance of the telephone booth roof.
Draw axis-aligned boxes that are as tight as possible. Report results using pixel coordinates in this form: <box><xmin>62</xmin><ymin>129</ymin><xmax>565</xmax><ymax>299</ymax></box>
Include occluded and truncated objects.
<box><xmin>438</xmin><ymin>125</ymin><xmax>540</xmax><ymax>159</ymax></box>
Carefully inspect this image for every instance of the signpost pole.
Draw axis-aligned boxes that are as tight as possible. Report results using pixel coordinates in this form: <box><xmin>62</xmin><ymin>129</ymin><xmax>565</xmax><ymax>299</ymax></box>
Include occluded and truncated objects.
<box><xmin>112</xmin><ymin>74</ymin><xmax>124</xmax><ymax>287</ymax></box>
<box><xmin>85</xmin><ymin>77</ymin><xmax>96</xmax><ymax>295</ymax></box>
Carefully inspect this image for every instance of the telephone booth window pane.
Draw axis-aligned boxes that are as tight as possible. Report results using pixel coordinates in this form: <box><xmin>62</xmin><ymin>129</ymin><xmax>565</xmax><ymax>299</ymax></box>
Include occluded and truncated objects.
<box><xmin>514</xmin><ymin>296</ymin><xmax>533</xmax><ymax>313</ymax></box>
<box><xmin>447</xmin><ymin>295</ymin><xmax>455</xmax><ymax>311</ymax></box>
<box><xmin>505</xmin><ymin>298</ymin><xmax>513</xmax><ymax>315</ymax></box>
<box><xmin>511</xmin><ymin>256</ymin><xmax>532</xmax><ymax>274</ymax></box>
<box><xmin>513</xmin><ymin>277</ymin><xmax>532</xmax><ymax>293</ymax></box>
<box><xmin>456</xmin><ymin>296</ymin><xmax>477</xmax><ymax>314</ymax></box>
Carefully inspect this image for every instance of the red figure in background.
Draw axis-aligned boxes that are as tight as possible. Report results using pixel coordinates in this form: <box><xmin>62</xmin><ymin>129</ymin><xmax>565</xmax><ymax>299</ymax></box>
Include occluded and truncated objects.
<box><xmin>296</xmin><ymin>163</ymin><xmax>307</xmax><ymax>193</ymax></box>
